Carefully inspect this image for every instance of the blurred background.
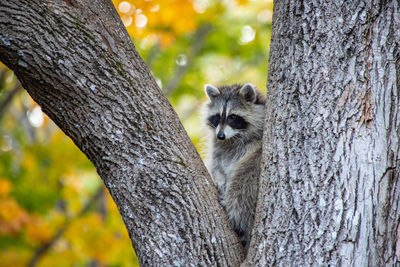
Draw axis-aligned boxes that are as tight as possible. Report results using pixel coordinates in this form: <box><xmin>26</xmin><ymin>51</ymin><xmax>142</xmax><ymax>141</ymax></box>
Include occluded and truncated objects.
<box><xmin>0</xmin><ymin>0</ymin><xmax>272</xmax><ymax>266</ymax></box>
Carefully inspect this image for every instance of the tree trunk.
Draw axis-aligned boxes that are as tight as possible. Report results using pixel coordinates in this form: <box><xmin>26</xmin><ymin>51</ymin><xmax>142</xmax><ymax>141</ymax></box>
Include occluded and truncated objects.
<box><xmin>246</xmin><ymin>1</ymin><xmax>400</xmax><ymax>266</ymax></box>
<box><xmin>0</xmin><ymin>0</ymin><xmax>244</xmax><ymax>265</ymax></box>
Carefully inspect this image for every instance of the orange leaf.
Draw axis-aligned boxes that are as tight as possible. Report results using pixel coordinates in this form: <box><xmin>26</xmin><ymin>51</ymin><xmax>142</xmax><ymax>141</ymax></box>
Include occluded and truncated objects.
<box><xmin>0</xmin><ymin>178</ymin><xmax>12</xmax><ymax>196</ymax></box>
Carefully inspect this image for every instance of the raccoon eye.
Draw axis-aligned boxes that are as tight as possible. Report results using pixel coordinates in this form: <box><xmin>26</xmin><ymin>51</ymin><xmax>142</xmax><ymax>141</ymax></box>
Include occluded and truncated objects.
<box><xmin>208</xmin><ymin>114</ymin><xmax>220</xmax><ymax>128</ymax></box>
<box><xmin>227</xmin><ymin>114</ymin><xmax>247</xmax><ymax>129</ymax></box>
<box><xmin>228</xmin><ymin>114</ymin><xmax>238</xmax><ymax>121</ymax></box>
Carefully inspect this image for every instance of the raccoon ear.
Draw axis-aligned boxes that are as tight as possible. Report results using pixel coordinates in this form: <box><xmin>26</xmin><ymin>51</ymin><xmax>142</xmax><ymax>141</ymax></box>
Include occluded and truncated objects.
<box><xmin>239</xmin><ymin>83</ymin><xmax>256</xmax><ymax>103</ymax></box>
<box><xmin>204</xmin><ymin>84</ymin><xmax>220</xmax><ymax>100</ymax></box>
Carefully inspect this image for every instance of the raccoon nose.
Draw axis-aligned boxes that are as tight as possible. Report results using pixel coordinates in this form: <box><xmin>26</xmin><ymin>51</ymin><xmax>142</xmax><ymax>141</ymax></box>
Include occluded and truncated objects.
<box><xmin>217</xmin><ymin>132</ymin><xmax>225</xmax><ymax>140</ymax></box>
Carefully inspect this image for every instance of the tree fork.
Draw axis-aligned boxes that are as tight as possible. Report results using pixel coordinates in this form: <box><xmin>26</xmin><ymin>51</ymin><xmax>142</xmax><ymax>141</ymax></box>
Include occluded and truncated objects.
<box><xmin>0</xmin><ymin>0</ymin><xmax>244</xmax><ymax>265</ymax></box>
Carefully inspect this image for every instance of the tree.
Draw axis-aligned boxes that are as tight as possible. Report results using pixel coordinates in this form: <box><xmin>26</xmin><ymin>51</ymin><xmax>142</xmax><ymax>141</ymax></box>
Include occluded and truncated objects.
<box><xmin>244</xmin><ymin>1</ymin><xmax>400</xmax><ymax>266</ymax></box>
<box><xmin>1</xmin><ymin>1</ymin><xmax>399</xmax><ymax>266</ymax></box>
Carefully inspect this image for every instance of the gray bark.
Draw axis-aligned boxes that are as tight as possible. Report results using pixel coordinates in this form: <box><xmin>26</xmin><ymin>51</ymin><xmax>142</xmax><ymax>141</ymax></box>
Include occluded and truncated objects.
<box><xmin>0</xmin><ymin>0</ymin><xmax>244</xmax><ymax>266</ymax></box>
<box><xmin>245</xmin><ymin>1</ymin><xmax>400</xmax><ymax>266</ymax></box>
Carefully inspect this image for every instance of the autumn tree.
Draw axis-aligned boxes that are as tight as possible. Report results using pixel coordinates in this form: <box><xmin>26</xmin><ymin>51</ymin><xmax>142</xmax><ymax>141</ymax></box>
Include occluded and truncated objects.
<box><xmin>1</xmin><ymin>0</ymin><xmax>399</xmax><ymax>266</ymax></box>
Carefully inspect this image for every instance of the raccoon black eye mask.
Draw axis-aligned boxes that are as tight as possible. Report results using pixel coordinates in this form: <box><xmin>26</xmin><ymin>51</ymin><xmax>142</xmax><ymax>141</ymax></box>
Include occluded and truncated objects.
<box><xmin>208</xmin><ymin>113</ymin><xmax>247</xmax><ymax>129</ymax></box>
<box><xmin>208</xmin><ymin>114</ymin><xmax>220</xmax><ymax>128</ymax></box>
<box><xmin>227</xmin><ymin>114</ymin><xmax>247</xmax><ymax>129</ymax></box>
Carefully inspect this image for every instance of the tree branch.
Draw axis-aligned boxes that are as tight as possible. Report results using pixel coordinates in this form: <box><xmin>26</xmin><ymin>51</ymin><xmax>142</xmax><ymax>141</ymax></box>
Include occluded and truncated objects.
<box><xmin>0</xmin><ymin>0</ymin><xmax>243</xmax><ymax>265</ymax></box>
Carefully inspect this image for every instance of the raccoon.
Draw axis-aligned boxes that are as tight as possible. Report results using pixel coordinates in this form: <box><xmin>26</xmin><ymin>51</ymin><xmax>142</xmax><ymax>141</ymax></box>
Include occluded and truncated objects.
<box><xmin>203</xmin><ymin>83</ymin><xmax>265</xmax><ymax>250</ymax></box>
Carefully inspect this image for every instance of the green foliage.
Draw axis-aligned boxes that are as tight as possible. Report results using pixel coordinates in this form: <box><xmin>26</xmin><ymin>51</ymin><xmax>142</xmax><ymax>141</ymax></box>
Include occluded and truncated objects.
<box><xmin>0</xmin><ymin>0</ymin><xmax>272</xmax><ymax>266</ymax></box>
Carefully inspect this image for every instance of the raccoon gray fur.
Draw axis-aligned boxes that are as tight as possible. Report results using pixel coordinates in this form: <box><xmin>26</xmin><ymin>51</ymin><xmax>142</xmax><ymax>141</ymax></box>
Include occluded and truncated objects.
<box><xmin>203</xmin><ymin>83</ymin><xmax>265</xmax><ymax>251</ymax></box>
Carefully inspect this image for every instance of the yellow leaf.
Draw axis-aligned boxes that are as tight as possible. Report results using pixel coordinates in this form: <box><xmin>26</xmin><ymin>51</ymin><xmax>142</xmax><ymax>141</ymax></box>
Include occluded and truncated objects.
<box><xmin>0</xmin><ymin>198</ymin><xmax>30</xmax><ymax>235</ymax></box>
<box><xmin>0</xmin><ymin>178</ymin><xmax>12</xmax><ymax>196</ymax></box>
<box><xmin>236</xmin><ymin>0</ymin><xmax>248</xmax><ymax>5</ymax></box>
<box><xmin>0</xmin><ymin>248</ymin><xmax>30</xmax><ymax>267</ymax></box>
<box><xmin>26</xmin><ymin>216</ymin><xmax>54</xmax><ymax>245</ymax></box>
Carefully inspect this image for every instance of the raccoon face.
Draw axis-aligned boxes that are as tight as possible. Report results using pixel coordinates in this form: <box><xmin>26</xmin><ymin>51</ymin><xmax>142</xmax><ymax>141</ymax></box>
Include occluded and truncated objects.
<box><xmin>204</xmin><ymin>83</ymin><xmax>263</xmax><ymax>141</ymax></box>
<box><xmin>207</xmin><ymin>112</ymin><xmax>248</xmax><ymax>140</ymax></box>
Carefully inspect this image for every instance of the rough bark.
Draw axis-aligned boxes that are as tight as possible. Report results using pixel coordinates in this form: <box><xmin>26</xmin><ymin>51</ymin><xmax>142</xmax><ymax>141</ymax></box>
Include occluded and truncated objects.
<box><xmin>246</xmin><ymin>1</ymin><xmax>400</xmax><ymax>266</ymax></box>
<box><xmin>0</xmin><ymin>0</ymin><xmax>244</xmax><ymax>265</ymax></box>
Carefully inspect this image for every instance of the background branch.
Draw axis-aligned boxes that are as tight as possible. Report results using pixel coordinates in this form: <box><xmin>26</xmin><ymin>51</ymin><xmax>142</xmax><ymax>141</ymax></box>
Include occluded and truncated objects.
<box><xmin>164</xmin><ymin>24</ymin><xmax>212</xmax><ymax>96</ymax></box>
<box><xmin>28</xmin><ymin>187</ymin><xmax>104</xmax><ymax>267</ymax></box>
<box><xmin>0</xmin><ymin>81</ymin><xmax>22</xmax><ymax>117</ymax></box>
